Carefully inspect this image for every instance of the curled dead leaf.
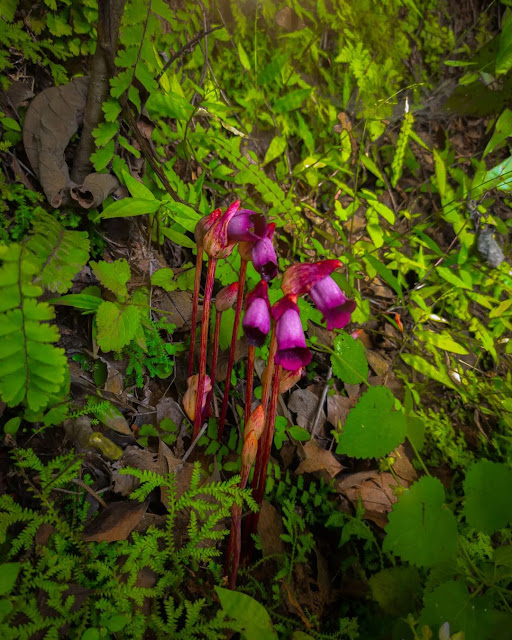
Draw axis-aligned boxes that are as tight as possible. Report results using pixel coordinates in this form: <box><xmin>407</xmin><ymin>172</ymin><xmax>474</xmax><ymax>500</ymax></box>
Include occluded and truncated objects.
<box><xmin>295</xmin><ymin>440</ymin><xmax>344</xmax><ymax>480</ymax></box>
<box><xmin>336</xmin><ymin>471</ymin><xmax>399</xmax><ymax>529</ymax></box>
<box><xmin>83</xmin><ymin>500</ymin><xmax>148</xmax><ymax>542</ymax></box>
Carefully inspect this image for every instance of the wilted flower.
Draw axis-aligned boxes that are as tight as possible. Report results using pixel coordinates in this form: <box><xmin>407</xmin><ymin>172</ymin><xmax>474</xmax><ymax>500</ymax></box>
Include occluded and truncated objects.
<box><xmin>227</xmin><ymin>209</ymin><xmax>267</xmax><ymax>242</ymax></box>
<box><xmin>281</xmin><ymin>259</ymin><xmax>341</xmax><ymax>297</ymax></box>
<box><xmin>241</xmin><ymin>429</ymin><xmax>259</xmax><ymax>468</ymax></box>
<box><xmin>243</xmin><ymin>405</ymin><xmax>265</xmax><ymax>440</ymax></box>
<box><xmin>272</xmin><ymin>296</ymin><xmax>312</xmax><ymax>370</ymax></box>
<box><xmin>183</xmin><ymin>374</ymin><xmax>212</xmax><ymax>422</ymax></box>
<box><xmin>194</xmin><ymin>207</ymin><xmax>222</xmax><ymax>245</ymax></box>
<box><xmin>242</xmin><ymin>281</ymin><xmax>271</xmax><ymax>346</ymax></box>
<box><xmin>215</xmin><ymin>282</ymin><xmax>238</xmax><ymax>313</ymax></box>
<box><xmin>309</xmin><ymin>275</ymin><xmax>356</xmax><ymax>330</ymax></box>
<box><xmin>203</xmin><ymin>200</ymin><xmax>241</xmax><ymax>259</ymax></box>
<box><xmin>251</xmin><ymin>223</ymin><xmax>278</xmax><ymax>282</ymax></box>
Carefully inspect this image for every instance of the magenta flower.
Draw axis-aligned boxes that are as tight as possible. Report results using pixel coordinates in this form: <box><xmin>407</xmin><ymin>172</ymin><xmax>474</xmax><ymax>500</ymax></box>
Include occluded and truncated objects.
<box><xmin>251</xmin><ymin>225</ymin><xmax>278</xmax><ymax>282</ymax></box>
<box><xmin>272</xmin><ymin>296</ymin><xmax>312</xmax><ymax>370</ymax></box>
<box><xmin>242</xmin><ymin>281</ymin><xmax>271</xmax><ymax>346</ymax></box>
<box><xmin>309</xmin><ymin>275</ymin><xmax>356</xmax><ymax>330</ymax></box>
<box><xmin>227</xmin><ymin>209</ymin><xmax>267</xmax><ymax>242</ymax></box>
<box><xmin>215</xmin><ymin>282</ymin><xmax>238</xmax><ymax>312</ymax></box>
<box><xmin>203</xmin><ymin>200</ymin><xmax>241</xmax><ymax>259</ymax></box>
<box><xmin>194</xmin><ymin>207</ymin><xmax>222</xmax><ymax>245</ymax></box>
<box><xmin>281</xmin><ymin>259</ymin><xmax>341</xmax><ymax>296</ymax></box>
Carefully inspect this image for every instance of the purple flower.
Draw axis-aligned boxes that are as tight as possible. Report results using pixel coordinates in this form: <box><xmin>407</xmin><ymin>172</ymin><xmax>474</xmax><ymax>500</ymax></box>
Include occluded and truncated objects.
<box><xmin>309</xmin><ymin>275</ymin><xmax>356</xmax><ymax>330</ymax></box>
<box><xmin>272</xmin><ymin>296</ymin><xmax>312</xmax><ymax>371</ymax></box>
<box><xmin>252</xmin><ymin>225</ymin><xmax>278</xmax><ymax>282</ymax></box>
<box><xmin>281</xmin><ymin>259</ymin><xmax>341</xmax><ymax>296</ymax></box>
<box><xmin>243</xmin><ymin>281</ymin><xmax>271</xmax><ymax>346</ymax></box>
<box><xmin>227</xmin><ymin>209</ymin><xmax>267</xmax><ymax>242</ymax></box>
<box><xmin>203</xmin><ymin>200</ymin><xmax>241</xmax><ymax>259</ymax></box>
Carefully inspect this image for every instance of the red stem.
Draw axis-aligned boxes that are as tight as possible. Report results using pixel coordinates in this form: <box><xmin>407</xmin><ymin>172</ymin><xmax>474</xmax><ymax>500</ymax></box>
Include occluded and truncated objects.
<box><xmin>218</xmin><ymin>258</ymin><xmax>248</xmax><ymax>439</ymax></box>
<box><xmin>244</xmin><ymin>345</ymin><xmax>255</xmax><ymax>427</ymax></box>
<box><xmin>193</xmin><ymin>257</ymin><xmax>217</xmax><ymax>438</ymax></box>
<box><xmin>188</xmin><ymin>248</ymin><xmax>203</xmax><ymax>378</ymax></box>
<box><xmin>210</xmin><ymin>309</ymin><xmax>222</xmax><ymax>394</ymax></box>
<box><xmin>226</xmin><ymin>464</ymin><xmax>251</xmax><ymax>589</ymax></box>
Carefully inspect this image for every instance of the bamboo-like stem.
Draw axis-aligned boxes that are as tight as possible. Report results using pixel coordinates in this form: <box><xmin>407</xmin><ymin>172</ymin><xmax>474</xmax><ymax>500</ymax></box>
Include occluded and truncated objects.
<box><xmin>218</xmin><ymin>258</ymin><xmax>248</xmax><ymax>439</ymax></box>
<box><xmin>188</xmin><ymin>248</ymin><xmax>203</xmax><ymax>377</ymax></box>
<box><xmin>193</xmin><ymin>257</ymin><xmax>217</xmax><ymax>438</ymax></box>
<box><xmin>244</xmin><ymin>345</ymin><xmax>255</xmax><ymax>426</ymax></box>
<box><xmin>210</xmin><ymin>309</ymin><xmax>223</xmax><ymax>394</ymax></box>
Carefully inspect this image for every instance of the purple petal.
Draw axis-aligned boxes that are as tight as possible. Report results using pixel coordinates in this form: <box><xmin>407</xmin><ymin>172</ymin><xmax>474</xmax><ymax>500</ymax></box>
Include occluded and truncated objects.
<box><xmin>310</xmin><ymin>276</ymin><xmax>355</xmax><ymax>330</ymax></box>
<box><xmin>275</xmin><ymin>308</ymin><xmax>312</xmax><ymax>370</ymax></box>
<box><xmin>243</xmin><ymin>298</ymin><xmax>271</xmax><ymax>346</ymax></box>
<box><xmin>252</xmin><ymin>238</ymin><xmax>278</xmax><ymax>282</ymax></box>
<box><xmin>227</xmin><ymin>209</ymin><xmax>267</xmax><ymax>242</ymax></box>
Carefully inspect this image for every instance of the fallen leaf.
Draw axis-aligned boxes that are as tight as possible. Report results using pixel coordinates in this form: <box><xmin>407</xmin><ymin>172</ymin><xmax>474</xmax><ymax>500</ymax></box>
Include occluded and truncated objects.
<box><xmin>366</xmin><ymin>350</ymin><xmax>391</xmax><ymax>377</ymax></box>
<box><xmin>295</xmin><ymin>440</ymin><xmax>344</xmax><ymax>479</ymax></box>
<box><xmin>336</xmin><ymin>471</ymin><xmax>398</xmax><ymax>529</ymax></box>
<box><xmin>275</xmin><ymin>7</ymin><xmax>305</xmax><ymax>31</ymax></box>
<box><xmin>327</xmin><ymin>393</ymin><xmax>354</xmax><ymax>428</ymax></box>
<box><xmin>158</xmin><ymin>440</ymin><xmax>194</xmax><ymax>505</ymax></box>
<box><xmin>288</xmin><ymin>388</ymin><xmax>324</xmax><ymax>430</ymax></box>
<box><xmin>257</xmin><ymin>500</ymin><xmax>284</xmax><ymax>557</ymax></box>
<box><xmin>113</xmin><ymin>446</ymin><xmax>159</xmax><ymax>496</ymax></box>
<box><xmin>390</xmin><ymin>444</ymin><xmax>417</xmax><ymax>485</ymax></box>
<box><xmin>83</xmin><ymin>500</ymin><xmax>148</xmax><ymax>542</ymax></box>
<box><xmin>70</xmin><ymin>173</ymin><xmax>119</xmax><ymax>209</ymax></box>
<box><xmin>156</xmin><ymin>397</ymin><xmax>185</xmax><ymax>428</ymax></box>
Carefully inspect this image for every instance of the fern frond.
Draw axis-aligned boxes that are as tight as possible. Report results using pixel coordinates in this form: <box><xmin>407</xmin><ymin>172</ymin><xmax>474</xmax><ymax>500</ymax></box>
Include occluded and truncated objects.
<box><xmin>26</xmin><ymin>209</ymin><xmax>90</xmax><ymax>293</ymax></box>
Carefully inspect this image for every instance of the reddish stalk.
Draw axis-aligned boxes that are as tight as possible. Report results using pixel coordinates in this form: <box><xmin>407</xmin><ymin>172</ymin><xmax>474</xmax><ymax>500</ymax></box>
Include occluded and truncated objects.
<box><xmin>193</xmin><ymin>257</ymin><xmax>217</xmax><ymax>438</ymax></box>
<box><xmin>218</xmin><ymin>258</ymin><xmax>248</xmax><ymax>439</ymax></box>
<box><xmin>210</xmin><ymin>309</ymin><xmax>223</xmax><ymax>394</ymax></box>
<box><xmin>244</xmin><ymin>345</ymin><xmax>255</xmax><ymax>426</ymax></box>
<box><xmin>226</xmin><ymin>463</ymin><xmax>250</xmax><ymax>589</ymax></box>
<box><xmin>188</xmin><ymin>248</ymin><xmax>203</xmax><ymax>377</ymax></box>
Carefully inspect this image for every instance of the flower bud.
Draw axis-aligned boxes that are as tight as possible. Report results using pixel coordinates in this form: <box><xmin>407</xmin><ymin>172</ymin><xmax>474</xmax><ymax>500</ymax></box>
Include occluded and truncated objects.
<box><xmin>195</xmin><ymin>208</ymin><xmax>222</xmax><ymax>245</ymax></box>
<box><xmin>243</xmin><ymin>405</ymin><xmax>265</xmax><ymax>441</ymax></box>
<box><xmin>203</xmin><ymin>200</ymin><xmax>241</xmax><ymax>259</ymax></box>
<box><xmin>261</xmin><ymin>366</ymin><xmax>303</xmax><ymax>394</ymax></box>
<box><xmin>215</xmin><ymin>282</ymin><xmax>238</xmax><ymax>313</ymax></box>
<box><xmin>241</xmin><ymin>429</ymin><xmax>258</xmax><ymax>468</ymax></box>
<box><xmin>183</xmin><ymin>374</ymin><xmax>212</xmax><ymax>422</ymax></box>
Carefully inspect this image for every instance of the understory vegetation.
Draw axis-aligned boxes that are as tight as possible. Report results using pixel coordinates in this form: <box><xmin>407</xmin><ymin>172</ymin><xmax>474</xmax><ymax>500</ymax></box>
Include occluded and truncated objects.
<box><xmin>0</xmin><ymin>0</ymin><xmax>511</xmax><ymax>638</ymax></box>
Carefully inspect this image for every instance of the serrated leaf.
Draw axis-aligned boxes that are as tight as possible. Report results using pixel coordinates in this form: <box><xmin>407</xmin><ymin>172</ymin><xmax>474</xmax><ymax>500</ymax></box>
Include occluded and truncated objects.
<box><xmin>101</xmin><ymin>197</ymin><xmax>160</xmax><ymax>219</ymax></box>
<box><xmin>95</xmin><ymin>302</ymin><xmax>141</xmax><ymax>352</ymax></box>
<box><xmin>151</xmin><ymin>268</ymin><xmax>176</xmax><ymax>291</ymax></box>
<box><xmin>91</xmin><ymin>139</ymin><xmax>115</xmax><ymax>171</ymax></box>
<box><xmin>331</xmin><ymin>331</ymin><xmax>368</xmax><ymax>384</ymax></box>
<box><xmin>463</xmin><ymin>460</ymin><xmax>512</xmax><ymax>533</ymax></box>
<box><xmin>369</xmin><ymin>566</ymin><xmax>422</xmax><ymax>615</ymax></box>
<box><xmin>91</xmin><ymin>259</ymin><xmax>131</xmax><ymax>300</ymax></box>
<box><xmin>92</xmin><ymin>121</ymin><xmax>119</xmax><ymax>146</ymax></box>
<box><xmin>336</xmin><ymin>386</ymin><xmax>406</xmax><ymax>458</ymax></box>
<box><xmin>215</xmin><ymin>586</ymin><xmax>278</xmax><ymax>640</ymax></box>
<box><xmin>383</xmin><ymin>476</ymin><xmax>458</xmax><ymax>567</ymax></box>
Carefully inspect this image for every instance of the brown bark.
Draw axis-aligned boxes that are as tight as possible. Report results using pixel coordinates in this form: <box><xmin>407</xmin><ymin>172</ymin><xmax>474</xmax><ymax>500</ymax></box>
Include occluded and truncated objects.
<box><xmin>71</xmin><ymin>0</ymin><xmax>126</xmax><ymax>184</ymax></box>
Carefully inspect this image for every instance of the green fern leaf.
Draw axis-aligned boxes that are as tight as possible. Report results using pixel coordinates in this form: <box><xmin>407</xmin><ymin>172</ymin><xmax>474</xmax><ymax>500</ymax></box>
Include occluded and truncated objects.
<box><xmin>0</xmin><ymin>244</ymin><xmax>67</xmax><ymax>411</ymax></box>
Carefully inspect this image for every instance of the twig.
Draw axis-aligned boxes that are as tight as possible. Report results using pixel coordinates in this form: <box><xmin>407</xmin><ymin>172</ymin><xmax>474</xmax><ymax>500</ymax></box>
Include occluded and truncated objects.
<box><xmin>310</xmin><ymin>366</ymin><xmax>332</xmax><ymax>439</ymax></box>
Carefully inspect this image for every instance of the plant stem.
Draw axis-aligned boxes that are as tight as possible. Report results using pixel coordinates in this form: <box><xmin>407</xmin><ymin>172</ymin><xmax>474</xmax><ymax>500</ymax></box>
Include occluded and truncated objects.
<box><xmin>210</xmin><ymin>309</ymin><xmax>223</xmax><ymax>395</ymax></box>
<box><xmin>218</xmin><ymin>258</ymin><xmax>248</xmax><ymax>439</ymax></box>
<box><xmin>244</xmin><ymin>345</ymin><xmax>255</xmax><ymax>426</ymax></box>
<box><xmin>188</xmin><ymin>248</ymin><xmax>203</xmax><ymax>377</ymax></box>
<box><xmin>193</xmin><ymin>257</ymin><xmax>217</xmax><ymax>438</ymax></box>
<box><xmin>226</xmin><ymin>464</ymin><xmax>250</xmax><ymax>589</ymax></box>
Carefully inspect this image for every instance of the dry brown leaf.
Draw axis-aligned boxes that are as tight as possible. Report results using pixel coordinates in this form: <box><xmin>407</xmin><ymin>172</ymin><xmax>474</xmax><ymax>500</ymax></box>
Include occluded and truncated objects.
<box><xmin>366</xmin><ymin>350</ymin><xmax>391</xmax><ymax>377</ymax></box>
<box><xmin>112</xmin><ymin>446</ymin><xmax>159</xmax><ymax>496</ymax></box>
<box><xmin>155</xmin><ymin>290</ymin><xmax>197</xmax><ymax>329</ymax></box>
<box><xmin>83</xmin><ymin>500</ymin><xmax>148</xmax><ymax>542</ymax></box>
<box><xmin>288</xmin><ymin>388</ymin><xmax>324</xmax><ymax>430</ymax></box>
<box><xmin>327</xmin><ymin>393</ymin><xmax>354</xmax><ymax>428</ymax></box>
<box><xmin>158</xmin><ymin>440</ymin><xmax>194</xmax><ymax>505</ymax></box>
<box><xmin>295</xmin><ymin>440</ymin><xmax>344</xmax><ymax>480</ymax></box>
<box><xmin>391</xmin><ymin>444</ymin><xmax>417</xmax><ymax>485</ymax></box>
<box><xmin>70</xmin><ymin>173</ymin><xmax>119</xmax><ymax>209</ymax></box>
<box><xmin>103</xmin><ymin>363</ymin><xmax>124</xmax><ymax>395</ymax></box>
<box><xmin>275</xmin><ymin>7</ymin><xmax>305</xmax><ymax>31</ymax></box>
<box><xmin>336</xmin><ymin>471</ymin><xmax>398</xmax><ymax>529</ymax></box>
<box><xmin>156</xmin><ymin>397</ymin><xmax>185</xmax><ymax>428</ymax></box>
<box><xmin>257</xmin><ymin>500</ymin><xmax>284</xmax><ymax>557</ymax></box>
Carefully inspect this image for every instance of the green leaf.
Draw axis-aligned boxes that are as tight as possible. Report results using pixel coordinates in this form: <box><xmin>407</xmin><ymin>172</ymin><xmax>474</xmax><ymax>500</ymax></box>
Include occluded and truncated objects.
<box><xmin>95</xmin><ymin>302</ymin><xmax>141</xmax><ymax>352</ymax></box>
<box><xmin>92</xmin><ymin>121</ymin><xmax>119</xmax><ymax>146</ymax></box>
<box><xmin>483</xmin><ymin>108</ymin><xmax>512</xmax><ymax>157</ymax></box>
<box><xmin>331</xmin><ymin>331</ymin><xmax>368</xmax><ymax>385</ymax></box>
<box><xmin>0</xmin><ymin>563</ymin><xmax>21</xmax><ymax>595</ymax></box>
<box><xmin>401</xmin><ymin>353</ymin><xmax>457</xmax><ymax>390</ymax></box>
<box><xmin>121</xmin><ymin>170</ymin><xmax>155</xmax><ymax>200</ymax></box>
<box><xmin>263</xmin><ymin>136</ymin><xmax>287</xmax><ymax>165</ymax></box>
<box><xmin>364</xmin><ymin>252</ymin><xmax>402</xmax><ymax>297</ymax></box>
<box><xmin>405</xmin><ymin>412</ymin><xmax>425</xmax><ymax>452</ymax></box>
<box><xmin>383</xmin><ymin>476</ymin><xmax>458</xmax><ymax>567</ymax></box>
<box><xmin>161</xmin><ymin>226</ymin><xmax>196</xmax><ymax>249</ymax></box>
<box><xmin>415</xmin><ymin>330</ymin><xmax>469</xmax><ymax>355</ymax></box>
<box><xmin>288</xmin><ymin>425</ymin><xmax>311</xmax><ymax>442</ymax></box>
<box><xmin>463</xmin><ymin>460</ymin><xmax>512</xmax><ymax>533</ymax></box>
<box><xmin>482</xmin><ymin>155</ymin><xmax>512</xmax><ymax>192</ymax></box>
<box><xmin>151</xmin><ymin>268</ymin><xmax>176</xmax><ymax>291</ymax></box>
<box><xmin>48</xmin><ymin>294</ymin><xmax>102</xmax><ymax>313</ymax></box>
<box><xmin>3</xmin><ymin>417</ymin><xmax>21</xmax><ymax>435</ymax></box>
<box><xmin>369</xmin><ymin>566</ymin><xmax>422</xmax><ymax>616</ymax></box>
<box><xmin>146</xmin><ymin>91</ymin><xmax>194</xmax><ymax>120</ymax></box>
<box><xmin>105</xmin><ymin>614</ymin><xmax>130</xmax><ymax>632</ymax></box>
<box><xmin>436</xmin><ymin>266</ymin><xmax>471</xmax><ymax>290</ymax></box>
<box><xmin>497</xmin><ymin>15</ymin><xmax>512</xmax><ymax>75</ymax></box>
<box><xmin>101</xmin><ymin>197</ymin><xmax>160</xmax><ymax>218</ymax></box>
<box><xmin>0</xmin><ymin>117</ymin><xmax>21</xmax><ymax>132</ymax></box>
<box><xmin>433</xmin><ymin>148</ymin><xmax>446</xmax><ymax>198</ymax></box>
<box><xmin>81</xmin><ymin>630</ymin><xmax>101</xmax><ymax>640</ymax></box>
<box><xmin>273</xmin><ymin>89</ymin><xmax>311</xmax><ymax>113</ymax></box>
<box><xmin>91</xmin><ymin>259</ymin><xmax>131</xmax><ymax>300</ymax></box>
<box><xmin>91</xmin><ymin>139</ymin><xmax>115</xmax><ymax>171</ymax></box>
<box><xmin>336</xmin><ymin>386</ymin><xmax>406</xmax><ymax>458</ymax></box>
<box><xmin>237</xmin><ymin>42</ymin><xmax>251</xmax><ymax>71</ymax></box>
<box><xmin>215</xmin><ymin>586</ymin><xmax>278</xmax><ymax>640</ymax></box>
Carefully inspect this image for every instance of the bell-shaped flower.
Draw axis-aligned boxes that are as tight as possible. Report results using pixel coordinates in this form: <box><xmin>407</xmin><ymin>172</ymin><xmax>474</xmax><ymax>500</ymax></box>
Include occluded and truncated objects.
<box><xmin>183</xmin><ymin>374</ymin><xmax>212</xmax><ymax>422</ymax></box>
<box><xmin>281</xmin><ymin>259</ymin><xmax>341</xmax><ymax>297</ymax></box>
<box><xmin>203</xmin><ymin>200</ymin><xmax>241</xmax><ymax>259</ymax></box>
<box><xmin>272</xmin><ymin>296</ymin><xmax>312</xmax><ymax>371</ymax></box>
<box><xmin>215</xmin><ymin>282</ymin><xmax>238</xmax><ymax>313</ymax></box>
<box><xmin>227</xmin><ymin>209</ymin><xmax>267</xmax><ymax>242</ymax></box>
<box><xmin>242</xmin><ymin>281</ymin><xmax>271</xmax><ymax>346</ymax></box>
<box><xmin>194</xmin><ymin>207</ymin><xmax>222</xmax><ymax>246</ymax></box>
<box><xmin>309</xmin><ymin>275</ymin><xmax>356</xmax><ymax>330</ymax></box>
<box><xmin>252</xmin><ymin>224</ymin><xmax>278</xmax><ymax>281</ymax></box>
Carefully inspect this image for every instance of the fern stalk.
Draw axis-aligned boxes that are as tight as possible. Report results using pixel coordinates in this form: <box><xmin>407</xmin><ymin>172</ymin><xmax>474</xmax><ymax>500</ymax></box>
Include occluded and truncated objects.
<box><xmin>218</xmin><ymin>258</ymin><xmax>248</xmax><ymax>439</ymax></box>
<box><xmin>193</xmin><ymin>257</ymin><xmax>217</xmax><ymax>438</ymax></box>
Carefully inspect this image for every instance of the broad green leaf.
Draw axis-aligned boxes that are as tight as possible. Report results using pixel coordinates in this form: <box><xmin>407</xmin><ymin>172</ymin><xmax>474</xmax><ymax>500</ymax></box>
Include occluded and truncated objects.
<box><xmin>436</xmin><ymin>266</ymin><xmax>471</xmax><ymax>290</ymax></box>
<box><xmin>105</xmin><ymin>614</ymin><xmax>130</xmax><ymax>632</ymax></box>
<box><xmin>48</xmin><ymin>294</ymin><xmax>102</xmax><ymax>313</ymax></box>
<box><xmin>95</xmin><ymin>302</ymin><xmax>141</xmax><ymax>352</ymax></box>
<box><xmin>0</xmin><ymin>117</ymin><xmax>21</xmax><ymax>132</ymax></box>
<box><xmin>405</xmin><ymin>412</ymin><xmax>425</xmax><ymax>452</ymax></box>
<box><xmin>489</xmin><ymin>297</ymin><xmax>512</xmax><ymax>318</ymax></box>
<box><xmin>81</xmin><ymin>629</ymin><xmax>101</xmax><ymax>640</ymax></box>
<box><xmin>483</xmin><ymin>108</ymin><xmax>512</xmax><ymax>157</ymax></box>
<box><xmin>369</xmin><ymin>566</ymin><xmax>422</xmax><ymax>616</ymax></box>
<box><xmin>237</xmin><ymin>42</ymin><xmax>251</xmax><ymax>71</ymax></box>
<box><xmin>215</xmin><ymin>586</ymin><xmax>278</xmax><ymax>640</ymax></box>
<box><xmin>360</xmin><ymin>155</ymin><xmax>384</xmax><ymax>181</ymax></box>
<box><xmin>161</xmin><ymin>226</ymin><xmax>196</xmax><ymax>249</ymax></box>
<box><xmin>101</xmin><ymin>197</ymin><xmax>160</xmax><ymax>219</ymax></box>
<box><xmin>91</xmin><ymin>259</ymin><xmax>131</xmax><ymax>300</ymax></box>
<box><xmin>331</xmin><ymin>331</ymin><xmax>368</xmax><ymax>385</ymax></box>
<box><xmin>263</xmin><ymin>136</ymin><xmax>287</xmax><ymax>165</ymax></box>
<box><xmin>415</xmin><ymin>330</ymin><xmax>469</xmax><ymax>355</ymax></box>
<box><xmin>383</xmin><ymin>476</ymin><xmax>458</xmax><ymax>567</ymax></box>
<box><xmin>89</xmin><ymin>398</ymin><xmax>132</xmax><ymax>437</ymax></box>
<box><xmin>273</xmin><ymin>88</ymin><xmax>311</xmax><ymax>113</ymax></box>
<box><xmin>3</xmin><ymin>417</ymin><xmax>21</xmax><ymax>435</ymax></box>
<box><xmin>0</xmin><ymin>563</ymin><xmax>21</xmax><ymax>595</ymax></box>
<box><xmin>288</xmin><ymin>425</ymin><xmax>311</xmax><ymax>442</ymax></box>
<box><xmin>371</xmin><ymin>200</ymin><xmax>395</xmax><ymax>225</ymax></box>
<box><xmin>482</xmin><ymin>155</ymin><xmax>512</xmax><ymax>192</ymax></box>
<box><xmin>151</xmin><ymin>268</ymin><xmax>177</xmax><ymax>291</ymax></box>
<box><xmin>401</xmin><ymin>353</ymin><xmax>457</xmax><ymax>390</ymax></box>
<box><xmin>336</xmin><ymin>386</ymin><xmax>406</xmax><ymax>458</ymax></box>
<box><xmin>366</xmin><ymin>208</ymin><xmax>383</xmax><ymax>248</ymax></box>
<box><xmin>121</xmin><ymin>170</ymin><xmax>155</xmax><ymax>200</ymax></box>
<box><xmin>463</xmin><ymin>460</ymin><xmax>512</xmax><ymax>533</ymax></box>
